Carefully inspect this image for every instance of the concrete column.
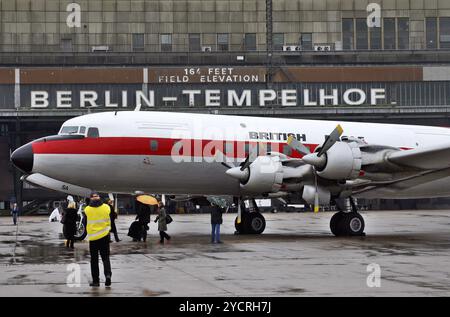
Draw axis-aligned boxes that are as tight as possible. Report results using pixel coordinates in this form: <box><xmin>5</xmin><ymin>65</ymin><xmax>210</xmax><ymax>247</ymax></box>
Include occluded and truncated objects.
<box><xmin>12</xmin><ymin>120</ymin><xmax>23</xmax><ymax>211</ymax></box>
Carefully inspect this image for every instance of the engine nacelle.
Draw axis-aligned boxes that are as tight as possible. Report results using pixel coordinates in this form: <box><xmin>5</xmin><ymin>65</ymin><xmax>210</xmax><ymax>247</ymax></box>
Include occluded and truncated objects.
<box><xmin>241</xmin><ymin>156</ymin><xmax>283</xmax><ymax>193</ymax></box>
<box><xmin>317</xmin><ymin>142</ymin><xmax>362</xmax><ymax>180</ymax></box>
<box><xmin>302</xmin><ymin>185</ymin><xmax>331</xmax><ymax>205</ymax></box>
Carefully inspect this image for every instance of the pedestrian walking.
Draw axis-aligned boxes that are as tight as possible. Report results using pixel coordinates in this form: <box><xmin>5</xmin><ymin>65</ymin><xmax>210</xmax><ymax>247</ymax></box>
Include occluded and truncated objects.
<box><xmin>210</xmin><ymin>202</ymin><xmax>223</xmax><ymax>244</ymax></box>
<box><xmin>135</xmin><ymin>199</ymin><xmax>151</xmax><ymax>242</ymax></box>
<box><xmin>155</xmin><ymin>201</ymin><xmax>171</xmax><ymax>244</ymax></box>
<box><xmin>106</xmin><ymin>198</ymin><xmax>120</xmax><ymax>242</ymax></box>
<box><xmin>62</xmin><ymin>198</ymin><xmax>78</xmax><ymax>249</ymax></box>
<box><xmin>11</xmin><ymin>202</ymin><xmax>19</xmax><ymax>225</ymax></box>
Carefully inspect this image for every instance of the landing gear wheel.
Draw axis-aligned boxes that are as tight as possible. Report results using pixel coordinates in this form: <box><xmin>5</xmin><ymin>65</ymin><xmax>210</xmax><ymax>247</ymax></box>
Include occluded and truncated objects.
<box><xmin>331</xmin><ymin>212</ymin><xmax>365</xmax><ymax>237</ymax></box>
<box><xmin>235</xmin><ymin>213</ymin><xmax>266</xmax><ymax>234</ymax></box>
<box><xmin>246</xmin><ymin>212</ymin><xmax>266</xmax><ymax>234</ymax></box>
<box><xmin>235</xmin><ymin>214</ymin><xmax>248</xmax><ymax>234</ymax></box>
<box><xmin>342</xmin><ymin>212</ymin><xmax>365</xmax><ymax>236</ymax></box>
<box><xmin>330</xmin><ymin>211</ymin><xmax>344</xmax><ymax>236</ymax></box>
<box><xmin>74</xmin><ymin>221</ymin><xmax>87</xmax><ymax>241</ymax></box>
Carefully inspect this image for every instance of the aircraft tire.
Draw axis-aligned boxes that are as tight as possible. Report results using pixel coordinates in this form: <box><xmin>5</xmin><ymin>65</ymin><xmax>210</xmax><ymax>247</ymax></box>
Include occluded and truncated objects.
<box><xmin>74</xmin><ymin>221</ymin><xmax>87</xmax><ymax>241</ymax></box>
<box><xmin>338</xmin><ymin>212</ymin><xmax>365</xmax><ymax>236</ymax></box>
<box><xmin>330</xmin><ymin>211</ymin><xmax>345</xmax><ymax>236</ymax></box>
<box><xmin>245</xmin><ymin>212</ymin><xmax>266</xmax><ymax>234</ymax></box>
<box><xmin>235</xmin><ymin>215</ymin><xmax>248</xmax><ymax>234</ymax></box>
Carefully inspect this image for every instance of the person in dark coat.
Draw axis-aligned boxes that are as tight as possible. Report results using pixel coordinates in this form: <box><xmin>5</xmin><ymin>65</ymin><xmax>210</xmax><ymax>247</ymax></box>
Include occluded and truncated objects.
<box><xmin>106</xmin><ymin>199</ymin><xmax>120</xmax><ymax>242</ymax></box>
<box><xmin>135</xmin><ymin>200</ymin><xmax>151</xmax><ymax>242</ymax></box>
<box><xmin>62</xmin><ymin>201</ymin><xmax>78</xmax><ymax>249</ymax></box>
<box><xmin>155</xmin><ymin>202</ymin><xmax>171</xmax><ymax>244</ymax></box>
<box><xmin>210</xmin><ymin>202</ymin><xmax>223</xmax><ymax>244</ymax></box>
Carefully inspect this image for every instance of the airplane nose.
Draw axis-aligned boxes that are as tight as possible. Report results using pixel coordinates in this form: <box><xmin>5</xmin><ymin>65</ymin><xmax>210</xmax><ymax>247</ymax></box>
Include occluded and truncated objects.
<box><xmin>11</xmin><ymin>143</ymin><xmax>34</xmax><ymax>173</ymax></box>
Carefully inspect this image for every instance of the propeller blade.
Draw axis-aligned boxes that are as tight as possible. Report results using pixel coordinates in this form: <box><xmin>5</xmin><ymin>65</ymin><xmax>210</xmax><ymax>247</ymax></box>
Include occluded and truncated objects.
<box><xmin>237</xmin><ymin>200</ymin><xmax>242</xmax><ymax>224</ymax></box>
<box><xmin>287</xmin><ymin>135</ymin><xmax>311</xmax><ymax>155</ymax></box>
<box><xmin>215</xmin><ymin>148</ymin><xmax>236</xmax><ymax>169</ymax></box>
<box><xmin>240</xmin><ymin>155</ymin><xmax>251</xmax><ymax>171</ymax></box>
<box><xmin>240</xmin><ymin>143</ymin><xmax>259</xmax><ymax>171</ymax></box>
<box><xmin>221</xmin><ymin>162</ymin><xmax>234</xmax><ymax>169</ymax></box>
<box><xmin>313</xmin><ymin>167</ymin><xmax>320</xmax><ymax>213</ymax></box>
<box><xmin>317</xmin><ymin>124</ymin><xmax>344</xmax><ymax>157</ymax></box>
<box><xmin>314</xmin><ymin>193</ymin><xmax>319</xmax><ymax>213</ymax></box>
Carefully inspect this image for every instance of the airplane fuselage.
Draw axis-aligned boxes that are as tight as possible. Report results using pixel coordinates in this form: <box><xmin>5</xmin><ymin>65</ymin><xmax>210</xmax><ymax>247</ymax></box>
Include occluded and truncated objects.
<box><xmin>12</xmin><ymin>111</ymin><xmax>450</xmax><ymax>198</ymax></box>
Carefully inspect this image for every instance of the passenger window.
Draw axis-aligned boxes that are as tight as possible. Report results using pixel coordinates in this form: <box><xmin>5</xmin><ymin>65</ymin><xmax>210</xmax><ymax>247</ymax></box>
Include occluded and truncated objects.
<box><xmin>150</xmin><ymin>140</ymin><xmax>158</xmax><ymax>151</ymax></box>
<box><xmin>87</xmin><ymin>127</ymin><xmax>99</xmax><ymax>138</ymax></box>
<box><xmin>79</xmin><ymin>126</ymin><xmax>86</xmax><ymax>134</ymax></box>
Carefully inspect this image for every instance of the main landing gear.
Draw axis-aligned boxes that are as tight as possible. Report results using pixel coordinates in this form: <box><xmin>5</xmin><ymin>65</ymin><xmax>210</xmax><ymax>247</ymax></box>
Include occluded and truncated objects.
<box><xmin>330</xmin><ymin>197</ymin><xmax>365</xmax><ymax>237</ymax></box>
<box><xmin>234</xmin><ymin>198</ymin><xmax>266</xmax><ymax>235</ymax></box>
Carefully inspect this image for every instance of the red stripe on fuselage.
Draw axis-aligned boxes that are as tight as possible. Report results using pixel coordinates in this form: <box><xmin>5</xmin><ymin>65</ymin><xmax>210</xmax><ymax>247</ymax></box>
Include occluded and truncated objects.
<box><xmin>31</xmin><ymin>137</ymin><xmax>318</xmax><ymax>159</ymax></box>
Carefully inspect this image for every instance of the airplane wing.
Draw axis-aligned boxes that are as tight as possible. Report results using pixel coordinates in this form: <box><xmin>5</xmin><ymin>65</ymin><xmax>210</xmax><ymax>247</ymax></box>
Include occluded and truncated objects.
<box><xmin>353</xmin><ymin>167</ymin><xmax>450</xmax><ymax>198</ymax></box>
<box><xmin>387</xmin><ymin>142</ymin><xmax>450</xmax><ymax>170</ymax></box>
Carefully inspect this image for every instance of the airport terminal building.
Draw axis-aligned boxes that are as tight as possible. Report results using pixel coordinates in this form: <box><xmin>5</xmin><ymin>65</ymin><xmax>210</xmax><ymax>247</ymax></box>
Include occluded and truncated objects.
<box><xmin>2</xmin><ymin>0</ymin><xmax>450</xmax><ymax>211</ymax></box>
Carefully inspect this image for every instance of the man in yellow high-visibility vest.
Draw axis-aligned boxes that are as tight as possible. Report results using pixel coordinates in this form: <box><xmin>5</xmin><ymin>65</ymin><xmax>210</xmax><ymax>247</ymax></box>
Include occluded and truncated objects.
<box><xmin>84</xmin><ymin>192</ymin><xmax>112</xmax><ymax>287</ymax></box>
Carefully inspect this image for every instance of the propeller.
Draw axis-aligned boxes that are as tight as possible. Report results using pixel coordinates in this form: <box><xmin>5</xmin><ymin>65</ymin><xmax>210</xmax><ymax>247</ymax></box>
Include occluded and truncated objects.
<box><xmin>237</xmin><ymin>199</ymin><xmax>242</xmax><ymax>224</ymax></box>
<box><xmin>287</xmin><ymin>124</ymin><xmax>344</xmax><ymax>213</ymax></box>
<box><xmin>224</xmin><ymin>143</ymin><xmax>261</xmax><ymax>182</ymax></box>
<box><xmin>240</xmin><ymin>143</ymin><xmax>259</xmax><ymax>171</ymax></box>
<box><xmin>317</xmin><ymin>124</ymin><xmax>343</xmax><ymax>157</ymax></box>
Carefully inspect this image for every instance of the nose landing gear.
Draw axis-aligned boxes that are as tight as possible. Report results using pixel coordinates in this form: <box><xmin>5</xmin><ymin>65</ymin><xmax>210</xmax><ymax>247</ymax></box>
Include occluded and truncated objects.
<box><xmin>234</xmin><ymin>198</ymin><xmax>266</xmax><ymax>235</ymax></box>
<box><xmin>330</xmin><ymin>197</ymin><xmax>365</xmax><ymax>237</ymax></box>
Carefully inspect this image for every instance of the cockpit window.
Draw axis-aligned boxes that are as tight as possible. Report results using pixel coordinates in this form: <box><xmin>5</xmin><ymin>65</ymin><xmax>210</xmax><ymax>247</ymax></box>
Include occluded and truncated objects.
<box><xmin>79</xmin><ymin>126</ymin><xmax>86</xmax><ymax>134</ymax></box>
<box><xmin>87</xmin><ymin>127</ymin><xmax>100</xmax><ymax>138</ymax></box>
<box><xmin>60</xmin><ymin>126</ymin><xmax>79</xmax><ymax>135</ymax></box>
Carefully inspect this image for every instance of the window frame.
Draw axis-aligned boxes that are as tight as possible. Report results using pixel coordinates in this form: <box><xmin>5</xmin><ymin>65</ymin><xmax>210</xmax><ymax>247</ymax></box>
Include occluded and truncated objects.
<box><xmin>132</xmin><ymin>33</ymin><xmax>145</xmax><ymax>52</ymax></box>
<box><xmin>244</xmin><ymin>33</ymin><xmax>257</xmax><ymax>51</ymax></box>
<box><xmin>160</xmin><ymin>34</ymin><xmax>172</xmax><ymax>52</ymax></box>
<box><xmin>87</xmin><ymin>127</ymin><xmax>100</xmax><ymax>138</ymax></box>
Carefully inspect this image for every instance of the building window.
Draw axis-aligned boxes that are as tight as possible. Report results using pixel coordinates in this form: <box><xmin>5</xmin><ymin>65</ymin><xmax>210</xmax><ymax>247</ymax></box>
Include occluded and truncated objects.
<box><xmin>160</xmin><ymin>34</ymin><xmax>172</xmax><ymax>52</ymax></box>
<box><xmin>439</xmin><ymin>17</ymin><xmax>450</xmax><ymax>49</ymax></box>
<box><xmin>369</xmin><ymin>25</ymin><xmax>381</xmax><ymax>50</ymax></box>
<box><xmin>426</xmin><ymin>18</ymin><xmax>438</xmax><ymax>49</ymax></box>
<box><xmin>273</xmin><ymin>33</ymin><xmax>284</xmax><ymax>51</ymax></box>
<box><xmin>300</xmin><ymin>33</ymin><xmax>312</xmax><ymax>50</ymax></box>
<box><xmin>61</xmin><ymin>38</ymin><xmax>72</xmax><ymax>52</ymax></box>
<box><xmin>342</xmin><ymin>19</ymin><xmax>354</xmax><ymax>50</ymax></box>
<box><xmin>383</xmin><ymin>18</ymin><xmax>396</xmax><ymax>49</ymax></box>
<box><xmin>189</xmin><ymin>33</ymin><xmax>201</xmax><ymax>52</ymax></box>
<box><xmin>132</xmin><ymin>33</ymin><xmax>144</xmax><ymax>52</ymax></box>
<box><xmin>356</xmin><ymin>18</ymin><xmax>368</xmax><ymax>50</ymax></box>
<box><xmin>217</xmin><ymin>33</ymin><xmax>229</xmax><ymax>51</ymax></box>
<box><xmin>244</xmin><ymin>33</ymin><xmax>256</xmax><ymax>51</ymax></box>
<box><xmin>397</xmin><ymin>18</ymin><xmax>409</xmax><ymax>49</ymax></box>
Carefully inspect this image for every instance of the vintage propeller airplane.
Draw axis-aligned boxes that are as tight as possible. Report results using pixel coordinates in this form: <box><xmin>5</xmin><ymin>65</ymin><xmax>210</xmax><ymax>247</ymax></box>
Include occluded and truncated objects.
<box><xmin>10</xmin><ymin>111</ymin><xmax>450</xmax><ymax>236</ymax></box>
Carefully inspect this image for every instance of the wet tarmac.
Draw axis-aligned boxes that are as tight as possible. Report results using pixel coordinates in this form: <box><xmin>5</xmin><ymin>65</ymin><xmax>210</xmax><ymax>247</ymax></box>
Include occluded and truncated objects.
<box><xmin>1</xmin><ymin>210</ymin><xmax>450</xmax><ymax>296</ymax></box>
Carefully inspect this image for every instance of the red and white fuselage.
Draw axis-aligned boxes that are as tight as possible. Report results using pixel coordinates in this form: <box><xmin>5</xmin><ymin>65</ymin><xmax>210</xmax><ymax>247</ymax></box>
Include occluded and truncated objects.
<box><xmin>12</xmin><ymin>111</ymin><xmax>450</xmax><ymax>198</ymax></box>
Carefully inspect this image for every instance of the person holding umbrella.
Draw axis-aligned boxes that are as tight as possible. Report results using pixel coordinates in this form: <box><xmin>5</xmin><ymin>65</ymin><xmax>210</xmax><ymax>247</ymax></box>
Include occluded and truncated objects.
<box><xmin>134</xmin><ymin>195</ymin><xmax>157</xmax><ymax>242</ymax></box>
<box><xmin>208</xmin><ymin>197</ymin><xmax>227</xmax><ymax>244</ymax></box>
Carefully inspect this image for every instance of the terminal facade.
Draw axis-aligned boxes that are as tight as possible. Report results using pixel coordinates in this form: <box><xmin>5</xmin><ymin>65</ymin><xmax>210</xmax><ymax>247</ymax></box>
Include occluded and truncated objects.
<box><xmin>1</xmin><ymin>0</ymin><xmax>450</xmax><ymax>211</ymax></box>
